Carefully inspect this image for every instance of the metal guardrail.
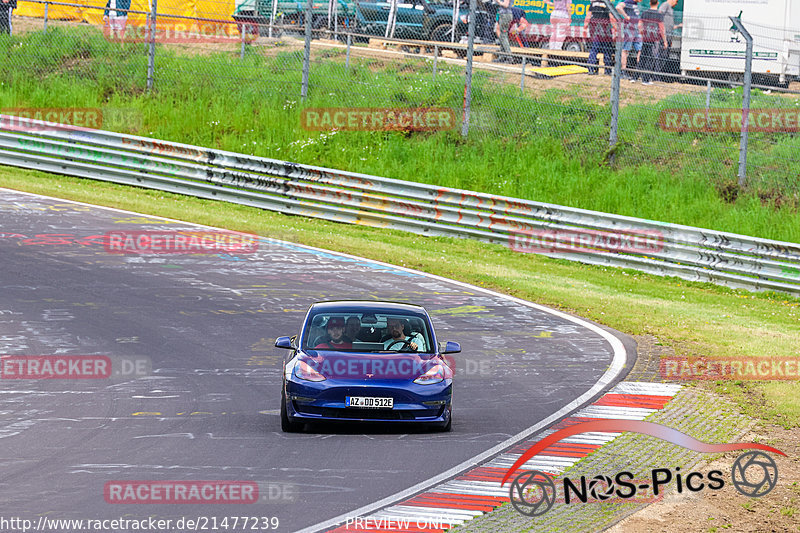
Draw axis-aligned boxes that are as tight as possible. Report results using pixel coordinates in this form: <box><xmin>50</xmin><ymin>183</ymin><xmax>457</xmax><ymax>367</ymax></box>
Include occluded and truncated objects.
<box><xmin>1</xmin><ymin>117</ymin><xmax>799</xmax><ymax>296</ymax></box>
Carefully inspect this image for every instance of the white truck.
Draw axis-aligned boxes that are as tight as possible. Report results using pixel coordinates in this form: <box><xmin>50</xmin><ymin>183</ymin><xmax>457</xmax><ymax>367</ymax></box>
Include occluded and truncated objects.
<box><xmin>680</xmin><ymin>0</ymin><xmax>800</xmax><ymax>83</ymax></box>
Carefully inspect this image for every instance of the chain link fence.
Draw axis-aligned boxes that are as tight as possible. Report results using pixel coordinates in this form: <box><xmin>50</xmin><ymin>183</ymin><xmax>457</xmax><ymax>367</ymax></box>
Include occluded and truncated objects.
<box><xmin>2</xmin><ymin>0</ymin><xmax>799</xmax><ymax>201</ymax></box>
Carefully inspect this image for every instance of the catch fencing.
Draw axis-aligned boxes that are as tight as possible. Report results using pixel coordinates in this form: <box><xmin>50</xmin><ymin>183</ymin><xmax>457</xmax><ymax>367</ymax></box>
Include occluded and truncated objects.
<box><xmin>1</xmin><ymin>116</ymin><xmax>798</xmax><ymax>295</ymax></box>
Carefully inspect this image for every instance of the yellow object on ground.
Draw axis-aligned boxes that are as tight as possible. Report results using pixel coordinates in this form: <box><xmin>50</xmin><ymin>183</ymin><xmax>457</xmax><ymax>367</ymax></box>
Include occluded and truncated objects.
<box><xmin>16</xmin><ymin>0</ymin><xmax>82</xmax><ymax>20</ymax></box>
<box><xmin>530</xmin><ymin>65</ymin><xmax>590</xmax><ymax>78</ymax></box>
<box><xmin>16</xmin><ymin>0</ymin><xmax>237</xmax><ymax>37</ymax></box>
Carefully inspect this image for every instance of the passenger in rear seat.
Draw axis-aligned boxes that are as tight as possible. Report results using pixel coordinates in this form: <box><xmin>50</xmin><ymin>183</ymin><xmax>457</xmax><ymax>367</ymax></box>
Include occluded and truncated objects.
<box><xmin>314</xmin><ymin>317</ymin><xmax>352</xmax><ymax>350</ymax></box>
<box><xmin>345</xmin><ymin>316</ymin><xmax>363</xmax><ymax>343</ymax></box>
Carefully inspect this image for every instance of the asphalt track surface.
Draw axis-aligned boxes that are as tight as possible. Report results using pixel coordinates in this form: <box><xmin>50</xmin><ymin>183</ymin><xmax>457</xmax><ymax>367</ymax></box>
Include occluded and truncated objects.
<box><xmin>0</xmin><ymin>188</ymin><xmax>634</xmax><ymax>532</ymax></box>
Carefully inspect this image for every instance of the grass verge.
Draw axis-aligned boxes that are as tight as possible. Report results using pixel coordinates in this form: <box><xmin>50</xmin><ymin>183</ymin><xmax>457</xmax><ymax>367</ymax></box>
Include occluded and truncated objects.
<box><xmin>1</xmin><ymin>165</ymin><xmax>798</xmax><ymax>427</ymax></box>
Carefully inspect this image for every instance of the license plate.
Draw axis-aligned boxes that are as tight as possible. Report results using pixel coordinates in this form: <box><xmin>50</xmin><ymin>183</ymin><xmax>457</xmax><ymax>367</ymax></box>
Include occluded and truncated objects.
<box><xmin>346</xmin><ymin>396</ymin><xmax>393</xmax><ymax>409</ymax></box>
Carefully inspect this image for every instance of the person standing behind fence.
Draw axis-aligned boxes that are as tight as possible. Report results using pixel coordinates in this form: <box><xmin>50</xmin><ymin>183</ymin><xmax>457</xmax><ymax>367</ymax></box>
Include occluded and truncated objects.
<box><xmin>494</xmin><ymin>0</ymin><xmax>513</xmax><ymax>62</ymax></box>
<box><xmin>104</xmin><ymin>0</ymin><xmax>131</xmax><ymax>40</ymax></box>
<box><xmin>658</xmin><ymin>0</ymin><xmax>680</xmax><ymax>81</ymax></box>
<box><xmin>0</xmin><ymin>0</ymin><xmax>15</xmax><ymax>35</ymax></box>
<box><xmin>585</xmin><ymin>0</ymin><xmax>614</xmax><ymax>75</ymax></box>
<box><xmin>545</xmin><ymin>0</ymin><xmax>572</xmax><ymax>50</ymax></box>
<box><xmin>616</xmin><ymin>0</ymin><xmax>641</xmax><ymax>81</ymax></box>
<box><xmin>638</xmin><ymin>0</ymin><xmax>666</xmax><ymax>84</ymax></box>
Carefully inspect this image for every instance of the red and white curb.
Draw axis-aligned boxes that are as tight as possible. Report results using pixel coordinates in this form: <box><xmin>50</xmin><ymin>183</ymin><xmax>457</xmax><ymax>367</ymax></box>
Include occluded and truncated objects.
<box><xmin>327</xmin><ymin>381</ymin><xmax>683</xmax><ymax>533</ymax></box>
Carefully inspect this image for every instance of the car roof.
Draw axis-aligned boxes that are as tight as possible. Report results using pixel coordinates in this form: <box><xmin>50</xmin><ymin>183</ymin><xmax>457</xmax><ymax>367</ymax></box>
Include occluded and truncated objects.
<box><xmin>309</xmin><ymin>300</ymin><xmax>429</xmax><ymax>315</ymax></box>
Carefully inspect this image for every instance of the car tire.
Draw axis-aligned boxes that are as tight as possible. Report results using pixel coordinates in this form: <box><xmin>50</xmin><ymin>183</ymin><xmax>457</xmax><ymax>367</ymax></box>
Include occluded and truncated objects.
<box><xmin>280</xmin><ymin>392</ymin><xmax>303</xmax><ymax>433</ymax></box>
<box><xmin>563</xmin><ymin>40</ymin><xmax>583</xmax><ymax>53</ymax></box>
<box><xmin>434</xmin><ymin>406</ymin><xmax>452</xmax><ymax>432</ymax></box>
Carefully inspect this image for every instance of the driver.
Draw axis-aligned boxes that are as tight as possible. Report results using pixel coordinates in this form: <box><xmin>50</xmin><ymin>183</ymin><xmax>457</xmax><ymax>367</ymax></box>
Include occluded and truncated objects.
<box><xmin>314</xmin><ymin>317</ymin><xmax>352</xmax><ymax>349</ymax></box>
<box><xmin>383</xmin><ymin>317</ymin><xmax>426</xmax><ymax>352</ymax></box>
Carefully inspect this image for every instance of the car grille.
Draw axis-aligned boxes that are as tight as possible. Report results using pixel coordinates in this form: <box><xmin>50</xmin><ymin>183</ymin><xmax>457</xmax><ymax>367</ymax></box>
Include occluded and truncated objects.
<box><xmin>295</xmin><ymin>404</ymin><xmax>442</xmax><ymax>420</ymax></box>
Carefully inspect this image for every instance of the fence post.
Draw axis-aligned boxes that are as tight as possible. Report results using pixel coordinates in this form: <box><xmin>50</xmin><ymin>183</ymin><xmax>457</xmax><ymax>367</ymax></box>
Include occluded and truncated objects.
<box><xmin>705</xmin><ymin>79</ymin><xmax>711</xmax><ymax>119</ymax></box>
<box><xmin>451</xmin><ymin>0</ymin><xmax>457</xmax><ymax>43</ymax></box>
<box><xmin>460</xmin><ymin>0</ymin><xmax>475</xmax><ymax>137</ymax></box>
<box><xmin>146</xmin><ymin>0</ymin><xmax>157</xmax><ymax>92</ymax></box>
<box><xmin>240</xmin><ymin>24</ymin><xmax>247</xmax><ymax>59</ymax></box>
<box><xmin>301</xmin><ymin>0</ymin><xmax>312</xmax><ymax>100</ymax></box>
<box><xmin>730</xmin><ymin>16</ymin><xmax>752</xmax><ymax>189</ymax></box>
<box><xmin>333</xmin><ymin>0</ymin><xmax>338</xmax><ymax>40</ymax></box>
<box><xmin>44</xmin><ymin>1</ymin><xmax>49</xmax><ymax>32</ymax></box>
<box><xmin>269</xmin><ymin>0</ymin><xmax>278</xmax><ymax>38</ymax></box>
<box><xmin>433</xmin><ymin>44</ymin><xmax>438</xmax><ymax>82</ymax></box>
<box><xmin>386</xmin><ymin>0</ymin><xmax>397</xmax><ymax>38</ymax></box>
<box><xmin>346</xmin><ymin>31</ymin><xmax>351</xmax><ymax>70</ymax></box>
<box><xmin>520</xmin><ymin>57</ymin><xmax>526</xmax><ymax>91</ymax></box>
<box><xmin>604</xmin><ymin>0</ymin><xmax>622</xmax><ymax>165</ymax></box>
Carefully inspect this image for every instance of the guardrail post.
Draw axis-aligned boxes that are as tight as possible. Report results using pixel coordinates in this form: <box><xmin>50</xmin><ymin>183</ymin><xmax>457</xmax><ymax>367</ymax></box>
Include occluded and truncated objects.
<box><xmin>433</xmin><ymin>44</ymin><xmax>438</xmax><ymax>82</ymax></box>
<box><xmin>730</xmin><ymin>16</ymin><xmax>752</xmax><ymax>189</ymax></box>
<box><xmin>301</xmin><ymin>0</ymin><xmax>312</xmax><ymax>100</ymax></box>
<box><xmin>460</xmin><ymin>0</ymin><xmax>476</xmax><ymax>137</ymax></box>
<box><xmin>44</xmin><ymin>1</ymin><xmax>49</xmax><ymax>31</ymax></box>
<box><xmin>146</xmin><ymin>0</ymin><xmax>157</xmax><ymax>92</ymax></box>
<box><xmin>604</xmin><ymin>0</ymin><xmax>622</xmax><ymax>165</ymax></box>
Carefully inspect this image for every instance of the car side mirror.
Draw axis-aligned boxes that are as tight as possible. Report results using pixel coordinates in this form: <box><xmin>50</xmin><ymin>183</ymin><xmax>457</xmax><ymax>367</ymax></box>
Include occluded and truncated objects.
<box><xmin>441</xmin><ymin>341</ymin><xmax>461</xmax><ymax>354</ymax></box>
<box><xmin>275</xmin><ymin>336</ymin><xmax>296</xmax><ymax>349</ymax></box>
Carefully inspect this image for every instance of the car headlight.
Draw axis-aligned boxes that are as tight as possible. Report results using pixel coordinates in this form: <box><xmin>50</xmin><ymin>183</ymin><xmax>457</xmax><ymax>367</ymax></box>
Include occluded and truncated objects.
<box><xmin>295</xmin><ymin>360</ymin><xmax>326</xmax><ymax>382</ymax></box>
<box><xmin>414</xmin><ymin>364</ymin><xmax>445</xmax><ymax>385</ymax></box>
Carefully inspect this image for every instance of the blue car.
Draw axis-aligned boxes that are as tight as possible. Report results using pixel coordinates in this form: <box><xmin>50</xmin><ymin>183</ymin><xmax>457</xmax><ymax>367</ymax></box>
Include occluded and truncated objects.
<box><xmin>275</xmin><ymin>301</ymin><xmax>460</xmax><ymax>432</ymax></box>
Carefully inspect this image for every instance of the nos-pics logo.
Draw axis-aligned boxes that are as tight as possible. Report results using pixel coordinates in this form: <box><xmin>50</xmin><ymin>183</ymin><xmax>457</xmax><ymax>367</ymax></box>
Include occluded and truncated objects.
<box><xmin>501</xmin><ymin>420</ymin><xmax>783</xmax><ymax>517</ymax></box>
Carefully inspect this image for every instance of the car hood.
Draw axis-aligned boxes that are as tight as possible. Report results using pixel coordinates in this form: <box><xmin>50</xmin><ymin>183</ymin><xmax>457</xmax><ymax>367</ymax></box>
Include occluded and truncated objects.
<box><xmin>296</xmin><ymin>352</ymin><xmax>443</xmax><ymax>380</ymax></box>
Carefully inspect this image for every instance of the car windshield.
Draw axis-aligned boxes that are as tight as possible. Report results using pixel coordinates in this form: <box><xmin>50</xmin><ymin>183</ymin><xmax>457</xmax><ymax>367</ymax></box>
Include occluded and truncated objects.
<box><xmin>302</xmin><ymin>312</ymin><xmax>432</xmax><ymax>353</ymax></box>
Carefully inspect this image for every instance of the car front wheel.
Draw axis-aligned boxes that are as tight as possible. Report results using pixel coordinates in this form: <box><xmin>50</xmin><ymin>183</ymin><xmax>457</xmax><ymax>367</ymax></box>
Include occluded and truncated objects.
<box><xmin>434</xmin><ymin>405</ymin><xmax>452</xmax><ymax>432</ymax></box>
